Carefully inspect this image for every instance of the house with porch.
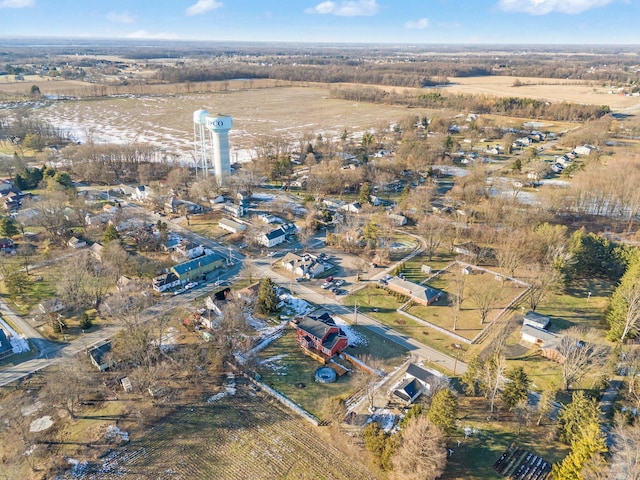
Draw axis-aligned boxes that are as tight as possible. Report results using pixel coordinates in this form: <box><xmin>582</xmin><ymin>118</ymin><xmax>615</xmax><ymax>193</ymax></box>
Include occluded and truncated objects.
<box><xmin>295</xmin><ymin>316</ymin><xmax>348</xmax><ymax>359</ymax></box>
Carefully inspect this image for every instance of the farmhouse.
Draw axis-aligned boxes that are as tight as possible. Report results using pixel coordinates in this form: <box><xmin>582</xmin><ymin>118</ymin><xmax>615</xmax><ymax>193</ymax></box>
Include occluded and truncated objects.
<box><xmin>281</xmin><ymin>252</ymin><xmax>325</xmax><ymax>279</ymax></box>
<box><xmin>171</xmin><ymin>252</ymin><xmax>225</xmax><ymax>283</ymax></box>
<box><xmin>296</xmin><ymin>316</ymin><xmax>348</xmax><ymax>359</ymax></box>
<box><xmin>386</xmin><ymin>276</ymin><xmax>442</xmax><ymax>306</ymax></box>
<box><xmin>218</xmin><ymin>217</ymin><xmax>247</xmax><ymax>234</ymax></box>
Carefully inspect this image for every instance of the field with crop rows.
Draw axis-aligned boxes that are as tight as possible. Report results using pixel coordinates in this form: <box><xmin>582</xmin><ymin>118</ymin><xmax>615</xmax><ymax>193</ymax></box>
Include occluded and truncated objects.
<box><xmin>61</xmin><ymin>376</ymin><xmax>377</xmax><ymax>480</ymax></box>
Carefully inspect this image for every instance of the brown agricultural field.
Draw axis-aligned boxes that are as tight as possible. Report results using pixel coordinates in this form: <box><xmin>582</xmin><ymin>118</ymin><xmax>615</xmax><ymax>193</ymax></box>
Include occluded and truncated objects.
<box><xmin>440</xmin><ymin>75</ymin><xmax>640</xmax><ymax>111</ymax></box>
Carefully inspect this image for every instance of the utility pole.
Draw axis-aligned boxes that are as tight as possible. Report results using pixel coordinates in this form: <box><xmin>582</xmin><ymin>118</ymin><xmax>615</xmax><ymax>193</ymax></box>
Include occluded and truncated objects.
<box><xmin>354</xmin><ymin>301</ymin><xmax>358</xmax><ymax>326</ymax></box>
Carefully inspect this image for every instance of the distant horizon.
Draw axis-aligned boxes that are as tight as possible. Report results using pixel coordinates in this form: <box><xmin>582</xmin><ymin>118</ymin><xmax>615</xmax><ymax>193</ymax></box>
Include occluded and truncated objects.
<box><xmin>0</xmin><ymin>36</ymin><xmax>638</xmax><ymax>49</ymax></box>
<box><xmin>0</xmin><ymin>0</ymin><xmax>638</xmax><ymax>46</ymax></box>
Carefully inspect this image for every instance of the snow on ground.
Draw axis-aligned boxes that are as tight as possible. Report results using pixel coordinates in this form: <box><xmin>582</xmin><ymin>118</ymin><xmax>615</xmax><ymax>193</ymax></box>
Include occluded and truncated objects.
<box><xmin>251</xmin><ymin>193</ymin><xmax>275</xmax><ymax>201</ymax></box>
<box><xmin>260</xmin><ymin>354</ymin><xmax>289</xmax><ymax>375</ymax></box>
<box><xmin>278</xmin><ymin>293</ymin><xmax>313</xmax><ymax>317</ymax></box>
<box><xmin>368</xmin><ymin>408</ymin><xmax>397</xmax><ymax>432</ymax></box>
<box><xmin>0</xmin><ymin>318</ymin><xmax>30</xmax><ymax>354</ymax></box>
<box><xmin>106</xmin><ymin>425</ymin><xmax>130</xmax><ymax>443</ymax></box>
<box><xmin>30</xmin><ymin>415</ymin><xmax>53</xmax><ymax>433</ymax></box>
<box><xmin>333</xmin><ymin>316</ymin><xmax>367</xmax><ymax>347</ymax></box>
<box><xmin>65</xmin><ymin>457</ymin><xmax>89</xmax><ymax>476</ymax></box>
<box><xmin>246</xmin><ymin>314</ymin><xmax>285</xmax><ymax>337</ymax></box>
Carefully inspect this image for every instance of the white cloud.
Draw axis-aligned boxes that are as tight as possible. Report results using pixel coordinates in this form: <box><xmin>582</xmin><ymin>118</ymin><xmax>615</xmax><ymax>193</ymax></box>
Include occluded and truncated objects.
<box><xmin>126</xmin><ymin>30</ymin><xmax>178</xmax><ymax>40</ymax></box>
<box><xmin>498</xmin><ymin>0</ymin><xmax>616</xmax><ymax>15</ymax></box>
<box><xmin>305</xmin><ymin>0</ymin><xmax>380</xmax><ymax>16</ymax></box>
<box><xmin>107</xmin><ymin>11</ymin><xmax>135</xmax><ymax>24</ymax></box>
<box><xmin>185</xmin><ymin>0</ymin><xmax>223</xmax><ymax>16</ymax></box>
<box><xmin>405</xmin><ymin>18</ymin><xmax>429</xmax><ymax>29</ymax></box>
<box><xmin>0</xmin><ymin>0</ymin><xmax>34</xmax><ymax>8</ymax></box>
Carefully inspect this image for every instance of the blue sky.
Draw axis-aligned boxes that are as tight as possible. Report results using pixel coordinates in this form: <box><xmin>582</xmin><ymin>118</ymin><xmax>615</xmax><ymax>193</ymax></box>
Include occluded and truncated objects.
<box><xmin>0</xmin><ymin>0</ymin><xmax>638</xmax><ymax>44</ymax></box>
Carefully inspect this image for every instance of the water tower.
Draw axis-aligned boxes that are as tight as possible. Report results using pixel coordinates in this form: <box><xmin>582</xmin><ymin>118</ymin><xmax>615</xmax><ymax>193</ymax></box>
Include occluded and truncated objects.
<box><xmin>193</xmin><ymin>109</ymin><xmax>233</xmax><ymax>185</ymax></box>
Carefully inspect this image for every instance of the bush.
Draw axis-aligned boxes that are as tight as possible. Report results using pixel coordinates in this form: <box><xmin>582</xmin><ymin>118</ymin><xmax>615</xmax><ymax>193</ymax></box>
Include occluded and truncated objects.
<box><xmin>79</xmin><ymin>313</ymin><xmax>92</xmax><ymax>330</ymax></box>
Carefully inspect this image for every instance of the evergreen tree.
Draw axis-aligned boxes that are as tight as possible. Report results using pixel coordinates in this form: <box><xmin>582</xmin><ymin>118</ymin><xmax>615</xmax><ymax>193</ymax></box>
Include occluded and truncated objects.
<box><xmin>552</xmin><ymin>421</ymin><xmax>606</xmax><ymax>480</ymax></box>
<box><xmin>501</xmin><ymin>366</ymin><xmax>531</xmax><ymax>410</ymax></box>
<box><xmin>104</xmin><ymin>224</ymin><xmax>120</xmax><ymax>244</ymax></box>
<box><xmin>0</xmin><ymin>216</ymin><xmax>20</xmax><ymax>237</ymax></box>
<box><xmin>358</xmin><ymin>182</ymin><xmax>372</xmax><ymax>205</ymax></box>
<box><xmin>428</xmin><ymin>388</ymin><xmax>458</xmax><ymax>436</ymax></box>
<box><xmin>557</xmin><ymin>391</ymin><xmax>601</xmax><ymax>445</ymax></box>
<box><xmin>256</xmin><ymin>277</ymin><xmax>279</xmax><ymax>315</ymax></box>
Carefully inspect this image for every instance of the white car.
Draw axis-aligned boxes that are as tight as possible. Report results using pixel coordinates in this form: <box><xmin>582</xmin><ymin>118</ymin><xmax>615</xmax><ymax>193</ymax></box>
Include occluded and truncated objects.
<box><xmin>266</xmin><ymin>251</ymin><xmax>276</xmax><ymax>257</ymax></box>
<box><xmin>321</xmin><ymin>282</ymin><xmax>332</xmax><ymax>289</ymax></box>
<box><xmin>185</xmin><ymin>282</ymin><xmax>198</xmax><ymax>290</ymax></box>
<box><xmin>334</xmin><ymin>279</ymin><xmax>345</xmax><ymax>287</ymax></box>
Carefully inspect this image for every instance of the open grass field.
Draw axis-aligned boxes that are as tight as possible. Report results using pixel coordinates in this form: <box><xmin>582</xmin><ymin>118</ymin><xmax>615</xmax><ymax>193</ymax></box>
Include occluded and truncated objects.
<box><xmin>439</xmin><ymin>75</ymin><xmax>640</xmax><ymax>111</ymax></box>
<box><xmin>442</xmin><ymin>396</ymin><xmax>569</xmax><ymax>480</ymax></box>
<box><xmin>22</xmin><ymin>84</ymin><xmax>440</xmax><ymax>164</ymax></box>
<box><xmin>405</xmin><ymin>264</ymin><xmax>528</xmax><ymax>341</ymax></box>
<box><xmin>58</xmin><ymin>376</ymin><xmax>378</xmax><ymax>480</ymax></box>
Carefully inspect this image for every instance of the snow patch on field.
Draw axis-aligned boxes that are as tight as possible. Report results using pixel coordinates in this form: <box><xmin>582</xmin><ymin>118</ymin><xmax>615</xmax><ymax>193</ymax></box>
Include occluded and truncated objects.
<box><xmin>278</xmin><ymin>293</ymin><xmax>313</xmax><ymax>316</ymax></box>
<box><xmin>106</xmin><ymin>425</ymin><xmax>130</xmax><ymax>443</ymax></box>
<box><xmin>369</xmin><ymin>408</ymin><xmax>397</xmax><ymax>432</ymax></box>
<box><xmin>30</xmin><ymin>415</ymin><xmax>53</xmax><ymax>432</ymax></box>
<box><xmin>333</xmin><ymin>316</ymin><xmax>367</xmax><ymax>347</ymax></box>
<box><xmin>261</xmin><ymin>354</ymin><xmax>289</xmax><ymax>375</ymax></box>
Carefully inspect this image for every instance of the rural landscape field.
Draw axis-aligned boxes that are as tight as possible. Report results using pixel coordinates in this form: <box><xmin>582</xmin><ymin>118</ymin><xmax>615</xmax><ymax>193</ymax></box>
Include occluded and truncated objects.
<box><xmin>1</xmin><ymin>33</ymin><xmax>640</xmax><ymax>480</ymax></box>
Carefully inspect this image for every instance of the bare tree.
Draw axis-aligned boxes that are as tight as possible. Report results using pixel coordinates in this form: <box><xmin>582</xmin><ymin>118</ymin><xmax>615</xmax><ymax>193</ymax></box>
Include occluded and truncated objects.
<box><xmin>558</xmin><ymin>327</ymin><xmax>609</xmax><ymax>391</ymax></box>
<box><xmin>417</xmin><ymin>215</ymin><xmax>445</xmax><ymax>261</ymax></box>
<box><xmin>449</xmin><ymin>270</ymin><xmax>466</xmax><ymax>331</ymax></box>
<box><xmin>606</xmin><ymin>414</ymin><xmax>640</xmax><ymax>480</ymax></box>
<box><xmin>43</xmin><ymin>357</ymin><xmax>91</xmax><ymax>419</ymax></box>
<box><xmin>392</xmin><ymin>415</ymin><xmax>447</xmax><ymax>480</ymax></box>
<box><xmin>616</xmin><ymin>284</ymin><xmax>640</xmax><ymax>344</ymax></box>
<box><xmin>495</xmin><ymin>232</ymin><xmax>525</xmax><ymax>279</ymax></box>
<box><xmin>471</xmin><ymin>281</ymin><xmax>501</xmax><ymax>325</ymax></box>
<box><xmin>483</xmin><ymin>352</ymin><xmax>506</xmax><ymax>413</ymax></box>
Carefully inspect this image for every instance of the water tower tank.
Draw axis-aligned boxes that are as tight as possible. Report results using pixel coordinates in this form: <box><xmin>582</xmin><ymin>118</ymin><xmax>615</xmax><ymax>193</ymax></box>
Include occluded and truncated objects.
<box><xmin>193</xmin><ymin>109</ymin><xmax>209</xmax><ymax>125</ymax></box>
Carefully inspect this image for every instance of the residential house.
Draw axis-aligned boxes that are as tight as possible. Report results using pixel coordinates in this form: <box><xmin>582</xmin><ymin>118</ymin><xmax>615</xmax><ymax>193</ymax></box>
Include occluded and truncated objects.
<box><xmin>0</xmin><ymin>179</ymin><xmax>14</xmax><ymax>194</ymax></box>
<box><xmin>90</xmin><ymin>242</ymin><xmax>104</xmax><ymax>261</ymax></box>
<box><xmin>281</xmin><ymin>252</ymin><xmax>325</xmax><ymax>279</ymax></box>
<box><xmin>38</xmin><ymin>298</ymin><xmax>64</xmax><ymax>315</ymax></box>
<box><xmin>223</xmin><ymin>202</ymin><xmax>246</xmax><ymax>218</ymax></box>
<box><xmin>520</xmin><ymin>325</ymin><xmax>564</xmax><ymax>362</ymax></box>
<box><xmin>236</xmin><ymin>282</ymin><xmax>260</xmax><ymax>304</ymax></box>
<box><xmin>164</xmin><ymin>196</ymin><xmax>180</xmax><ymax>214</ymax></box>
<box><xmin>152</xmin><ymin>272</ymin><xmax>181</xmax><ymax>293</ymax></box>
<box><xmin>173</xmin><ymin>240</ymin><xmax>205</xmax><ymax>260</ymax></box>
<box><xmin>88</xmin><ymin>342</ymin><xmax>114</xmax><ymax>371</ymax></box>
<box><xmin>573</xmin><ymin>144</ymin><xmax>598</xmax><ymax>156</ymax></box>
<box><xmin>171</xmin><ymin>252</ymin><xmax>225</xmax><ymax>283</ymax></box>
<box><xmin>0</xmin><ymin>238</ymin><xmax>14</xmax><ymax>251</ymax></box>
<box><xmin>68</xmin><ymin>236</ymin><xmax>87</xmax><ymax>249</ymax></box>
<box><xmin>131</xmin><ymin>185</ymin><xmax>154</xmax><ymax>201</ymax></box>
<box><xmin>385</xmin><ymin>276</ymin><xmax>442</xmax><ymax>306</ymax></box>
<box><xmin>0</xmin><ymin>329</ymin><xmax>12</xmax><ymax>358</ymax></box>
<box><xmin>393</xmin><ymin>378</ymin><xmax>423</xmax><ymax>404</ymax></box>
<box><xmin>259</xmin><ymin>213</ymin><xmax>282</xmax><ymax>224</ymax></box>
<box><xmin>257</xmin><ymin>223</ymin><xmax>297</xmax><ymax>248</ymax></box>
<box><xmin>296</xmin><ymin>316</ymin><xmax>348</xmax><ymax>358</ymax></box>
<box><xmin>393</xmin><ymin>363</ymin><xmax>443</xmax><ymax>404</ymax></box>
<box><xmin>322</xmin><ymin>198</ymin><xmax>346</xmax><ymax>211</ymax></box>
<box><xmin>523</xmin><ymin>311</ymin><xmax>550</xmax><ymax>330</ymax></box>
<box><xmin>218</xmin><ymin>218</ymin><xmax>247</xmax><ymax>234</ymax></box>
<box><xmin>387</xmin><ymin>212</ymin><xmax>407</xmax><ymax>226</ymax></box>
<box><xmin>340</xmin><ymin>202</ymin><xmax>362</xmax><ymax>214</ymax></box>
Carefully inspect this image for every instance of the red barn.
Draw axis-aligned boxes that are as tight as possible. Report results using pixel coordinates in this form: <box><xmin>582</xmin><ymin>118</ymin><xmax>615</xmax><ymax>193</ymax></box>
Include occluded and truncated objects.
<box><xmin>296</xmin><ymin>316</ymin><xmax>348</xmax><ymax>358</ymax></box>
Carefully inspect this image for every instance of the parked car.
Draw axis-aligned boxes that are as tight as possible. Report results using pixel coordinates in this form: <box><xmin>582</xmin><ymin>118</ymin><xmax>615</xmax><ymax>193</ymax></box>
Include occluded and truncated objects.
<box><xmin>185</xmin><ymin>282</ymin><xmax>198</xmax><ymax>290</ymax></box>
<box><xmin>334</xmin><ymin>279</ymin><xmax>345</xmax><ymax>287</ymax></box>
<box><xmin>335</xmin><ymin>289</ymin><xmax>347</xmax><ymax>295</ymax></box>
<box><xmin>321</xmin><ymin>282</ymin><xmax>332</xmax><ymax>289</ymax></box>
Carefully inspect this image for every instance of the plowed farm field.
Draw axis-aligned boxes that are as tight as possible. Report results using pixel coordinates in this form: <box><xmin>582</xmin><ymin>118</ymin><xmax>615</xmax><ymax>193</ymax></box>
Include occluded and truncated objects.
<box><xmin>61</xmin><ymin>377</ymin><xmax>377</xmax><ymax>480</ymax></box>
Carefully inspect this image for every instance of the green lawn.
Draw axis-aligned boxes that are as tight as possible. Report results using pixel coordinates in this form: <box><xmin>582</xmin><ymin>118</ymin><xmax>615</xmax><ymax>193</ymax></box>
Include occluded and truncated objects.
<box><xmin>256</xmin><ymin>325</ymin><xmax>408</xmax><ymax>419</ymax></box>
<box><xmin>443</xmin><ymin>397</ymin><xmax>569</xmax><ymax>480</ymax></box>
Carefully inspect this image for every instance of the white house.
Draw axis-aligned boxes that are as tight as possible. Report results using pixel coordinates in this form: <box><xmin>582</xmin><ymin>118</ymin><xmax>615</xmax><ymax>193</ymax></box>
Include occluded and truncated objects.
<box><xmin>131</xmin><ymin>185</ymin><xmax>154</xmax><ymax>201</ymax></box>
<box><xmin>68</xmin><ymin>237</ymin><xmax>87</xmax><ymax>249</ymax></box>
<box><xmin>257</xmin><ymin>223</ymin><xmax>297</xmax><ymax>248</ymax></box>
<box><xmin>281</xmin><ymin>252</ymin><xmax>325</xmax><ymax>278</ymax></box>
<box><xmin>340</xmin><ymin>202</ymin><xmax>362</xmax><ymax>214</ymax></box>
<box><xmin>387</xmin><ymin>213</ymin><xmax>407</xmax><ymax>226</ymax></box>
<box><xmin>573</xmin><ymin>144</ymin><xmax>598</xmax><ymax>156</ymax></box>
